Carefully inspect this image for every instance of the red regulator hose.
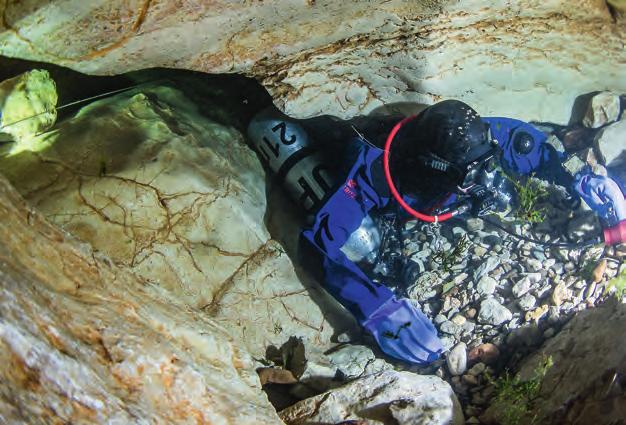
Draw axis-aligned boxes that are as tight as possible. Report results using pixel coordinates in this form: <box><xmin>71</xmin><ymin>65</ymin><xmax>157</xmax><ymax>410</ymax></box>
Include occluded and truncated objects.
<box><xmin>383</xmin><ymin>115</ymin><xmax>455</xmax><ymax>223</ymax></box>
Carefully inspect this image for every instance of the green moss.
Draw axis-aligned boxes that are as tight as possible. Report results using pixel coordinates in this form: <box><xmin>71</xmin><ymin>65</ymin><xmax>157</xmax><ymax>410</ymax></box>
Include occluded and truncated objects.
<box><xmin>432</xmin><ymin>233</ymin><xmax>471</xmax><ymax>273</ymax></box>
<box><xmin>488</xmin><ymin>355</ymin><xmax>553</xmax><ymax>425</ymax></box>
<box><xmin>0</xmin><ymin>70</ymin><xmax>58</xmax><ymax>152</ymax></box>
<box><xmin>604</xmin><ymin>269</ymin><xmax>626</xmax><ymax>299</ymax></box>
<box><xmin>507</xmin><ymin>174</ymin><xmax>548</xmax><ymax>224</ymax></box>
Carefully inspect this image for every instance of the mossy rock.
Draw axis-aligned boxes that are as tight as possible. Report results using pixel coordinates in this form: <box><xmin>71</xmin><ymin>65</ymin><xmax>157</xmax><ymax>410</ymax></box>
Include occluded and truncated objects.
<box><xmin>0</xmin><ymin>69</ymin><xmax>58</xmax><ymax>148</ymax></box>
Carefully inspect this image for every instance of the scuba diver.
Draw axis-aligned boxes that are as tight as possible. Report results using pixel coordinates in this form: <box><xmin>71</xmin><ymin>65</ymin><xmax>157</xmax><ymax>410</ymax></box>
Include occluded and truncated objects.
<box><xmin>247</xmin><ymin>100</ymin><xmax>626</xmax><ymax>365</ymax></box>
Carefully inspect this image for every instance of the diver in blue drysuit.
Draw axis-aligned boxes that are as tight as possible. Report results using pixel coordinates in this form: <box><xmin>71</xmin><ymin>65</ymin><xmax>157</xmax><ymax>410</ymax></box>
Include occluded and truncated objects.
<box><xmin>248</xmin><ymin>100</ymin><xmax>626</xmax><ymax>365</ymax></box>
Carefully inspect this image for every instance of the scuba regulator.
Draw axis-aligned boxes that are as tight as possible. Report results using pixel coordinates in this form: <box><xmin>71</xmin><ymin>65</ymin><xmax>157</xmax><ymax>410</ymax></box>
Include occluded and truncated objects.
<box><xmin>383</xmin><ymin>114</ymin><xmax>511</xmax><ymax>223</ymax></box>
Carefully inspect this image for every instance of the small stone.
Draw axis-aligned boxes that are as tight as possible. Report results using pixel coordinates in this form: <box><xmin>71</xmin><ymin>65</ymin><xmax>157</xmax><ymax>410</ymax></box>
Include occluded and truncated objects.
<box><xmin>473</xmin><ymin>246</ymin><xmax>488</xmax><ymax>257</ymax></box>
<box><xmin>434</xmin><ymin>314</ymin><xmax>447</xmax><ymax>325</ymax></box>
<box><xmin>583</xmin><ymin>91</ymin><xmax>621</xmax><ymax>128</ymax></box>
<box><xmin>453</xmin><ymin>273</ymin><xmax>469</xmax><ymax>284</ymax></box>
<box><xmin>441</xmin><ymin>296</ymin><xmax>462</xmax><ymax>314</ymax></box>
<box><xmin>447</xmin><ymin>342</ymin><xmax>467</xmax><ymax>376</ymax></box>
<box><xmin>465</xmin><ymin>308</ymin><xmax>477</xmax><ymax>319</ymax></box>
<box><xmin>512</xmin><ymin>277</ymin><xmax>532</xmax><ymax>297</ymax></box>
<box><xmin>551</xmin><ymin>282</ymin><xmax>570</xmax><ymax>306</ymax></box>
<box><xmin>567</xmin><ymin>212</ymin><xmax>602</xmax><ymax>242</ymax></box>
<box><xmin>476</xmin><ymin>275</ymin><xmax>497</xmax><ymax>296</ymax></box>
<box><xmin>440</xmin><ymin>320</ymin><xmax>462</xmax><ymax>336</ymax></box>
<box><xmin>535</xmin><ymin>283</ymin><xmax>552</xmax><ymax>299</ymax></box>
<box><xmin>451</xmin><ymin>314</ymin><xmax>467</xmax><ymax>326</ymax></box>
<box><xmin>462</xmin><ymin>374</ymin><xmax>479</xmax><ymax>386</ymax></box>
<box><xmin>478</xmin><ymin>298</ymin><xmax>512</xmax><ymax>326</ymax></box>
<box><xmin>525</xmin><ymin>258</ymin><xmax>543</xmax><ymax>272</ymax></box>
<box><xmin>467</xmin><ymin>343</ymin><xmax>500</xmax><ymax>365</ymax></box>
<box><xmin>518</xmin><ymin>293</ymin><xmax>537</xmax><ymax>311</ymax></box>
<box><xmin>452</xmin><ymin>226</ymin><xmax>467</xmax><ymax>238</ymax></box>
<box><xmin>336</xmin><ymin>332</ymin><xmax>351</xmax><ymax>343</ymax></box>
<box><xmin>525</xmin><ymin>304</ymin><xmax>549</xmax><ymax>323</ymax></box>
<box><xmin>592</xmin><ymin>259</ymin><xmax>607</xmax><ymax>283</ymax></box>
<box><xmin>551</xmin><ymin>262</ymin><xmax>565</xmax><ymax>275</ymax></box>
<box><xmin>545</xmin><ymin>134</ymin><xmax>565</xmax><ymax>154</ymax></box>
<box><xmin>466</xmin><ymin>218</ymin><xmax>484</xmax><ymax>232</ymax></box>
<box><xmin>585</xmin><ymin>282</ymin><xmax>598</xmax><ymax>300</ymax></box>
<box><xmin>532</xmin><ymin>250</ymin><xmax>546</xmax><ymax>262</ymax></box>
<box><xmin>543</xmin><ymin>258</ymin><xmax>556</xmax><ymax>268</ymax></box>
<box><xmin>441</xmin><ymin>336</ymin><xmax>456</xmax><ymax>351</ymax></box>
<box><xmin>462</xmin><ymin>320</ymin><xmax>476</xmax><ymax>335</ymax></box>
<box><xmin>563</xmin><ymin>155</ymin><xmax>587</xmax><ymax>177</ymax></box>
<box><xmin>473</xmin><ymin>256</ymin><xmax>500</xmax><ymax>281</ymax></box>
<box><xmin>468</xmin><ymin>362</ymin><xmax>486</xmax><ymax>376</ymax></box>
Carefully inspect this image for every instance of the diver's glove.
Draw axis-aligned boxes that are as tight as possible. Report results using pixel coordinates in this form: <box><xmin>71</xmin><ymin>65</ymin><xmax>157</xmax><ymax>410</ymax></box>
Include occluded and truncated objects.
<box><xmin>574</xmin><ymin>173</ymin><xmax>626</xmax><ymax>227</ymax></box>
<box><xmin>362</xmin><ymin>297</ymin><xmax>443</xmax><ymax>365</ymax></box>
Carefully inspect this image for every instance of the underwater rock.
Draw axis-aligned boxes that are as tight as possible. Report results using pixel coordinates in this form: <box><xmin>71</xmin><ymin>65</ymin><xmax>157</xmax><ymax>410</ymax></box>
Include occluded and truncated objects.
<box><xmin>327</xmin><ymin>344</ymin><xmax>391</xmax><ymax>381</ymax></box>
<box><xmin>0</xmin><ymin>69</ymin><xmax>57</xmax><ymax>145</ymax></box>
<box><xmin>279</xmin><ymin>370</ymin><xmax>464</xmax><ymax>425</ymax></box>
<box><xmin>487</xmin><ymin>302</ymin><xmax>626</xmax><ymax>425</ymax></box>
<box><xmin>512</xmin><ymin>276</ymin><xmax>533</xmax><ymax>298</ymax></box>
<box><xmin>518</xmin><ymin>293</ymin><xmax>537</xmax><ymax>311</ymax></box>
<box><xmin>567</xmin><ymin>211</ymin><xmax>603</xmax><ymax>242</ymax></box>
<box><xmin>551</xmin><ymin>282</ymin><xmax>571</xmax><ymax>306</ymax></box>
<box><xmin>0</xmin><ymin>84</ymin><xmax>355</xmax><ymax>359</ymax></box>
<box><xmin>594</xmin><ymin>117</ymin><xmax>626</xmax><ymax>167</ymax></box>
<box><xmin>583</xmin><ymin>91</ymin><xmax>621</xmax><ymax>128</ymax></box>
<box><xmin>0</xmin><ymin>173</ymin><xmax>283</xmax><ymax>424</ymax></box>
<box><xmin>476</xmin><ymin>276</ymin><xmax>498</xmax><ymax>296</ymax></box>
<box><xmin>525</xmin><ymin>304</ymin><xmax>550</xmax><ymax>323</ymax></box>
<box><xmin>477</xmin><ymin>298</ymin><xmax>512</xmax><ymax>326</ymax></box>
<box><xmin>473</xmin><ymin>256</ymin><xmax>500</xmax><ymax>281</ymax></box>
<box><xmin>0</xmin><ymin>1</ymin><xmax>624</xmax><ymax>122</ymax></box>
<box><xmin>447</xmin><ymin>342</ymin><xmax>468</xmax><ymax>376</ymax></box>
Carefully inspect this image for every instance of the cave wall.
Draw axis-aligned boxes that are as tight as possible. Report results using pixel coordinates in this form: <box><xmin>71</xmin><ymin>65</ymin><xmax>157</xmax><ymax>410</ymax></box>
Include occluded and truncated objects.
<box><xmin>0</xmin><ymin>171</ymin><xmax>283</xmax><ymax>424</ymax></box>
<box><xmin>0</xmin><ymin>0</ymin><xmax>624</xmax><ymax>122</ymax></box>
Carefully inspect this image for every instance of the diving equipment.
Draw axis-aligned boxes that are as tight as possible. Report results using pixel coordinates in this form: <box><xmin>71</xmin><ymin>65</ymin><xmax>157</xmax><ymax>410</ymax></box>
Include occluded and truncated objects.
<box><xmin>340</xmin><ymin>214</ymin><xmax>381</xmax><ymax>263</ymax></box>
<box><xmin>247</xmin><ymin>107</ymin><xmax>335</xmax><ymax>213</ymax></box>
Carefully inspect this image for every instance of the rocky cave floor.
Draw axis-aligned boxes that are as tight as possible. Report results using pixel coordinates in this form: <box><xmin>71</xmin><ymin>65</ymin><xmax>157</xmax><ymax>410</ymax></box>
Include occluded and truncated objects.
<box><xmin>1</xmin><ymin>61</ymin><xmax>625</xmax><ymax>424</ymax></box>
<box><xmin>387</xmin><ymin>212</ymin><xmax>625</xmax><ymax>422</ymax></box>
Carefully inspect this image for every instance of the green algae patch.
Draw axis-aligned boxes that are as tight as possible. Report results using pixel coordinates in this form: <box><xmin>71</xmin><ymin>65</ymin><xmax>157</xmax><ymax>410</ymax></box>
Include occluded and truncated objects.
<box><xmin>0</xmin><ymin>70</ymin><xmax>58</xmax><ymax>153</ymax></box>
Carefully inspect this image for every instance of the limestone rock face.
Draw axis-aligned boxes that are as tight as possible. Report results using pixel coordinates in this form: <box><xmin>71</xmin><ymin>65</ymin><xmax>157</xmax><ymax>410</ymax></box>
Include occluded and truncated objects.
<box><xmin>280</xmin><ymin>370</ymin><xmax>464</xmax><ymax>425</ymax></box>
<box><xmin>0</xmin><ymin>83</ymin><xmax>355</xmax><ymax>358</ymax></box>
<box><xmin>485</xmin><ymin>301</ymin><xmax>626</xmax><ymax>425</ymax></box>
<box><xmin>0</xmin><ymin>173</ymin><xmax>283</xmax><ymax>424</ymax></box>
<box><xmin>1</xmin><ymin>1</ymin><xmax>624</xmax><ymax>122</ymax></box>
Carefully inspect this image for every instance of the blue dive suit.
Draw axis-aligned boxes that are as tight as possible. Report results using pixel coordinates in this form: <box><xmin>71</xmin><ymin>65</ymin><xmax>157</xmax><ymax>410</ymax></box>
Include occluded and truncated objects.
<box><xmin>301</xmin><ymin>117</ymin><xmax>577</xmax><ymax>363</ymax></box>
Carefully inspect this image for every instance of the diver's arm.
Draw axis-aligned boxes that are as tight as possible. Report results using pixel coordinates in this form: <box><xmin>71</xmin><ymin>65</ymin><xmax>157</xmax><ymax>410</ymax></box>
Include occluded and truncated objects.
<box><xmin>484</xmin><ymin>117</ymin><xmax>626</xmax><ymax>232</ymax></box>
<box><xmin>301</xmin><ymin>145</ymin><xmax>443</xmax><ymax>364</ymax></box>
<box><xmin>302</xmin><ymin>146</ymin><xmax>394</xmax><ymax>322</ymax></box>
<box><xmin>482</xmin><ymin>117</ymin><xmax>567</xmax><ymax>183</ymax></box>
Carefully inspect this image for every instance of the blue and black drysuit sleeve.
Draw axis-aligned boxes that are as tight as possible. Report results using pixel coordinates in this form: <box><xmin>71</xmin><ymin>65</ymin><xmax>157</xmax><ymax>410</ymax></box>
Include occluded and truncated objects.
<box><xmin>301</xmin><ymin>143</ymin><xmax>395</xmax><ymax>324</ymax></box>
<box><xmin>483</xmin><ymin>117</ymin><xmax>572</xmax><ymax>186</ymax></box>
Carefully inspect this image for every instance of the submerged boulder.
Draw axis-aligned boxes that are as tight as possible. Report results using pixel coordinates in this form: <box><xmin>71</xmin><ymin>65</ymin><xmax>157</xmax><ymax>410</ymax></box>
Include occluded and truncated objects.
<box><xmin>0</xmin><ymin>1</ymin><xmax>624</xmax><ymax>121</ymax></box>
<box><xmin>483</xmin><ymin>301</ymin><xmax>626</xmax><ymax>425</ymax></box>
<box><xmin>0</xmin><ymin>69</ymin><xmax>57</xmax><ymax>145</ymax></box>
<box><xmin>280</xmin><ymin>370</ymin><xmax>464</xmax><ymax>425</ymax></box>
<box><xmin>0</xmin><ymin>172</ymin><xmax>283</xmax><ymax>424</ymax></box>
<box><xmin>0</xmin><ymin>83</ymin><xmax>356</xmax><ymax>359</ymax></box>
